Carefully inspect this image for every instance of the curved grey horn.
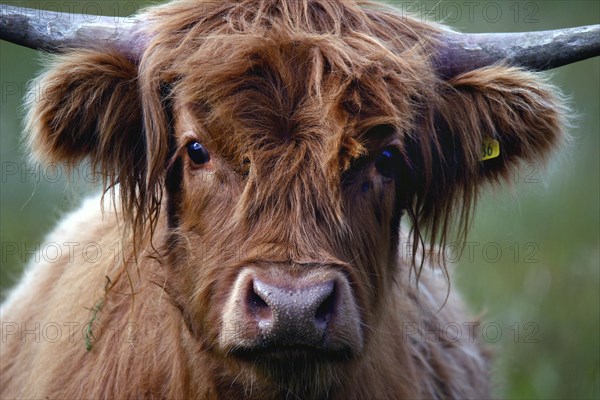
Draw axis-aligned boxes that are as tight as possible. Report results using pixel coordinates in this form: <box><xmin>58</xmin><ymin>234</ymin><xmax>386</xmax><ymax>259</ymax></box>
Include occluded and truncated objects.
<box><xmin>436</xmin><ymin>25</ymin><xmax>600</xmax><ymax>78</ymax></box>
<box><xmin>0</xmin><ymin>5</ymin><xmax>143</xmax><ymax>57</ymax></box>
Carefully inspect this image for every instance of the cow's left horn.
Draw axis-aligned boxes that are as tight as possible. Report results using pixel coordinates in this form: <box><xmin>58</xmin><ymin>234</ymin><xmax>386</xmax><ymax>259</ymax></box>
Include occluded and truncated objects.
<box><xmin>436</xmin><ymin>25</ymin><xmax>600</xmax><ymax>78</ymax></box>
<box><xmin>0</xmin><ymin>5</ymin><xmax>142</xmax><ymax>57</ymax></box>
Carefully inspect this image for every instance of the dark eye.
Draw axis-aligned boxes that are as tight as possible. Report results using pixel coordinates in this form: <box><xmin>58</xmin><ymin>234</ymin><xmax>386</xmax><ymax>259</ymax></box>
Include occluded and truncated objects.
<box><xmin>374</xmin><ymin>148</ymin><xmax>399</xmax><ymax>178</ymax></box>
<box><xmin>187</xmin><ymin>142</ymin><xmax>210</xmax><ymax>165</ymax></box>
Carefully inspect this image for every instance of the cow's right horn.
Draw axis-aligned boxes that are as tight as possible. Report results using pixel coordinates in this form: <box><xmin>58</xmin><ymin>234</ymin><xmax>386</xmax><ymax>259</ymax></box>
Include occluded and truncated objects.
<box><xmin>0</xmin><ymin>5</ymin><xmax>143</xmax><ymax>58</ymax></box>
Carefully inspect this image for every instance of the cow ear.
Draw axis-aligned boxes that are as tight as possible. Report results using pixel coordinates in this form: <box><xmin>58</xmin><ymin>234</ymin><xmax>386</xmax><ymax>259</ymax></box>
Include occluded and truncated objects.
<box><xmin>26</xmin><ymin>49</ymin><xmax>144</xmax><ymax>172</ymax></box>
<box><xmin>435</xmin><ymin>66</ymin><xmax>568</xmax><ymax>184</ymax></box>
<box><xmin>25</xmin><ymin>49</ymin><xmax>167</xmax><ymax>236</ymax></box>
<box><xmin>403</xmin><ymin>66</ymin><xmax>567</xmax><ymax>256</ymax></box>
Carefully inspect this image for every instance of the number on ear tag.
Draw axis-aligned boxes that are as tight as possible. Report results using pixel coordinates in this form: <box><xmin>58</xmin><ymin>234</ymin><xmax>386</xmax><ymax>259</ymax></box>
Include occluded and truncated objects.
<box><xmin>481</xmin><ymin>137</ymin><xmax>500</xmax><ymax>161</ymax></box>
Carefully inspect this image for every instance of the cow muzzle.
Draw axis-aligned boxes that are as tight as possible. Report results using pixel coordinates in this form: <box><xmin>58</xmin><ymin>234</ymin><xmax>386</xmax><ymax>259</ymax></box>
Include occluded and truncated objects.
<box><xmin>220</xmin><ymin>266</ymin><xmax>363</xmax><ymax>360</ymax></box>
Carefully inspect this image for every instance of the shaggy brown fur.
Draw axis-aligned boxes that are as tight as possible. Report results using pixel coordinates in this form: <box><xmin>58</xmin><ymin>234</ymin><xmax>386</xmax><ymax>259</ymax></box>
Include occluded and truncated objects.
<box><xmin>1</xmin><ymin>0</ymin><xmax>566</xmax><ymax>399</ymax></box>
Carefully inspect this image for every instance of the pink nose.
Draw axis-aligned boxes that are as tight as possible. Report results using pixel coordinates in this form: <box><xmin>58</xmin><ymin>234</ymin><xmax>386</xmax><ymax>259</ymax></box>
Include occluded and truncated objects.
<box><xmin>247</xmin><ymin>278</ymin><xmax>337</xmax><ymax>347</ymax></box>
<box><xmin>220</xmin><ymin>268</ymin><xmax>364</xmax><ymax>358</ymax></box>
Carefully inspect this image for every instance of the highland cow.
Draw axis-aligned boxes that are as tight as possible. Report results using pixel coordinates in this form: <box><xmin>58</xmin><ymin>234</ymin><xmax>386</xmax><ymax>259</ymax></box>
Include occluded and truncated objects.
<box><xmin>0</xmin><ymin>0</ymin><xmax>598</xmax><ymax>399</ymax></box>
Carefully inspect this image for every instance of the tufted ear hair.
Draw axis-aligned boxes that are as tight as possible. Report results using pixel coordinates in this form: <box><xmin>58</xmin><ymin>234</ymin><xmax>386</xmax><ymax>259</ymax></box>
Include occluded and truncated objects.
<box><xmin>25</xmin><ymin>49</ymin><xmax>168</xmax><ymax>239</ymax></box>
<box><xmin>438</xmin><ymin>66</ymin><xmax>567</xmax><ymax>182</ymax></box>
<box><xmin>404</xmin><ymin>66</ymin><xmax>568</xmax><ymax>260</ymax></box>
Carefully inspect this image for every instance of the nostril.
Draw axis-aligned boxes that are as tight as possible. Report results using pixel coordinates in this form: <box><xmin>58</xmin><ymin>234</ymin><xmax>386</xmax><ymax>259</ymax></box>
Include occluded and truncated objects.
<box><xmin>247</xmin><ymin>282</ymin><xmax>272</xmax><ymax>322</ymax></box>
<box><xmin>314</xmin><ymin>282</ymin><xmax>336</xmax><ymax>329</ymax></box>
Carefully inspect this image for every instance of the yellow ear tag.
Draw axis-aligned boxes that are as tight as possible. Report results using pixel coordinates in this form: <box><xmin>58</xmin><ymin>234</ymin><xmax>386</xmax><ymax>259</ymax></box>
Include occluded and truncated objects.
<box><xmin>480</xmin><ymin>137</ymin><xmax>500</xmax><ymax>161</ymax></box>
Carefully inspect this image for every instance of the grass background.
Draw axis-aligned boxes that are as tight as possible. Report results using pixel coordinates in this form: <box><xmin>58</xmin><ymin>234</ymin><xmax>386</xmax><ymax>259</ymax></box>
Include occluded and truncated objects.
<box><xmin>1</xmin><ymin>1</ymin><xmax>598</xmax><ymax>398</ymax></box>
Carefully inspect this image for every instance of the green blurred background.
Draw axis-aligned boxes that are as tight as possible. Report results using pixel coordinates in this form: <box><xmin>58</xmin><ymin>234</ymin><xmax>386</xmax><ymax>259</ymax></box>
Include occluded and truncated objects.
<box><xmin>0</xmin><ymin>1</ymin><xmax>598</xmax><ymax>398</ymax></box>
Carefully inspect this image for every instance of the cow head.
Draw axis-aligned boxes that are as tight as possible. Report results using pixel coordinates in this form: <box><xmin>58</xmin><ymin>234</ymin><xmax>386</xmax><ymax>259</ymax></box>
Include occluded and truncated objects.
<box><xmin>2</xmin><ymin>0</ymin><xmax>598</xmax><ymax>396</ymax></box>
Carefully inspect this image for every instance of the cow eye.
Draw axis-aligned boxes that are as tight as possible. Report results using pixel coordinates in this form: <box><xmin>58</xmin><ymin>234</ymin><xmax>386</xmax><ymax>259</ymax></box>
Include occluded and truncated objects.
<box><xmin>187</xmin><ymin>142</ymin><xmax>210</xmax><ymax>165</ymax></box>
<box><xmin>374</xmin><ymin>148</ymin><xmax>399</xmax><ymax>178</ymax></box>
